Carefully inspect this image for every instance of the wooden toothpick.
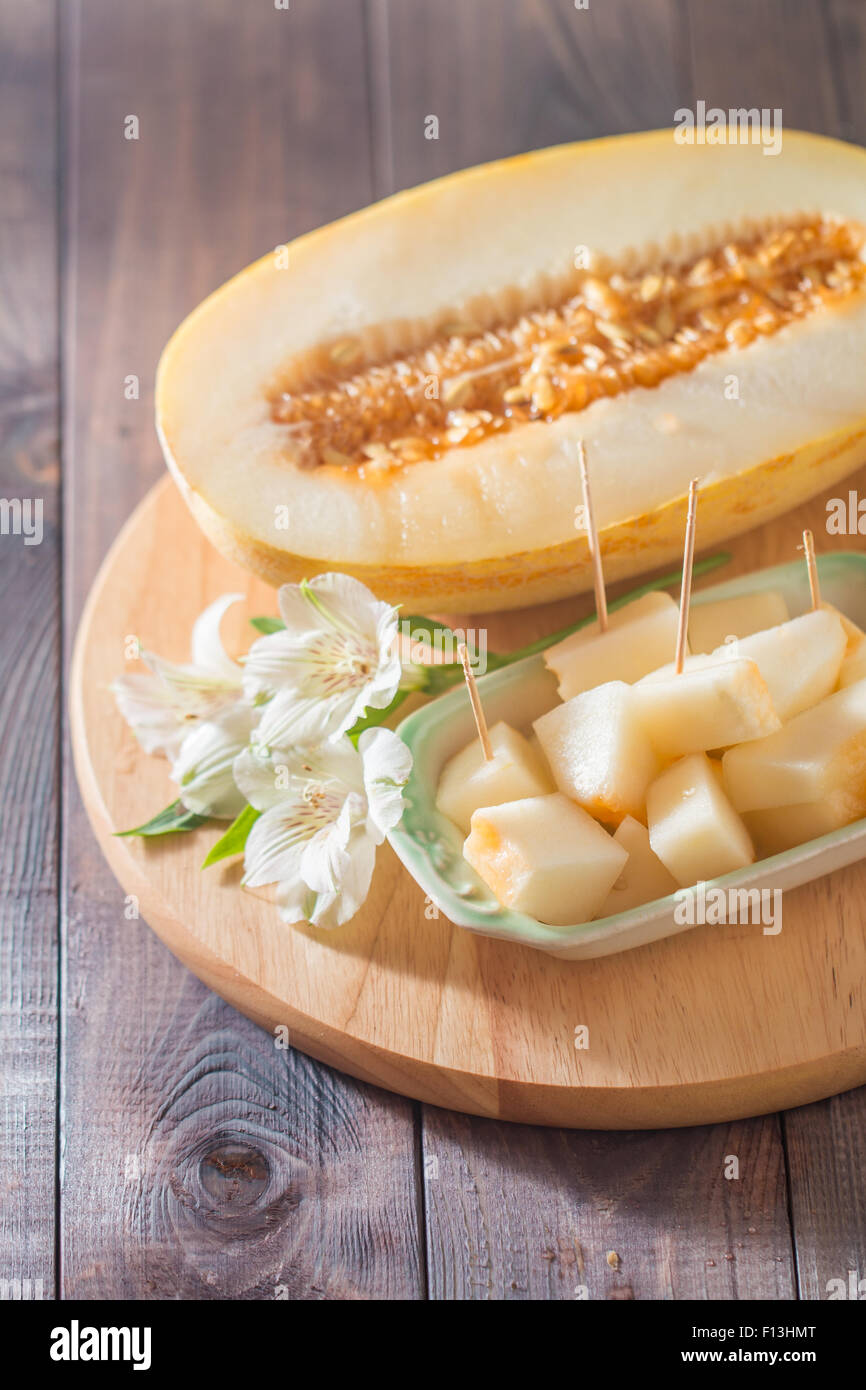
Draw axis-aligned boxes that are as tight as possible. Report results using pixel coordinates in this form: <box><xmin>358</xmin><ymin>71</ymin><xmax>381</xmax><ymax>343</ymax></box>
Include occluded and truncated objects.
<box><xmin>802</xmin><ymin>528</ymin><xmax>821</xmax><ymax>611</ymax></box>
<box><xmin>578</xmin><ymin>440</ymin><xmax>608</xmax><ymax>632</ymax></box>
<box><xmin>675</xmin><ymin>478</ymin><xmax>700</xmax><ymax>675</ymax></box>
<box><xmin>458</xmin><ymin>641</ymin><xmax>493</xmax><ymax>761</ymax></box>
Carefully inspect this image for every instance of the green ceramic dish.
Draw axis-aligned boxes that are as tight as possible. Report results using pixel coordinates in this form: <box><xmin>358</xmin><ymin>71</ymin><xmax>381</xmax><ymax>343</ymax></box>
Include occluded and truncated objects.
<box><xmin>387</xmin><ymin>552</ymin><xmax>866</xmax><ymax>959</ymax></box>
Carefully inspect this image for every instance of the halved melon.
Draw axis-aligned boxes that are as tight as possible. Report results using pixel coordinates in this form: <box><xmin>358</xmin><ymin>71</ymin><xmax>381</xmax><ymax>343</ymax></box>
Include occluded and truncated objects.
<box><xmin>156</xmin><ymin>130</ymin><xmax>866</xmax><ymax>613</ymax></box>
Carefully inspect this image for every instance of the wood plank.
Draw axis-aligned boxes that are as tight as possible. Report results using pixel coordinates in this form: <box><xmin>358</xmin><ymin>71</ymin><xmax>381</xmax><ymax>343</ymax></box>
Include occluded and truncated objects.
<box><xmin>423</xmin><ymin>1112</ymin><xmax>795</xmax><ymax>1299</ymax></box>
<box><xmin>380</xmin><ymin>0</ymin><xmax>688</xmax><ymax>194</ymax></box>
<box><xmin>784</xmin><ymin>1092</ymin><xmax>866</xmax><ymax>1301</ymax></box>
<box><xmin>60</xmin><ymin>0</ymin><xmax>422</xmax><ymax>1299</ymax></box>
<box><xmin>0</xmin><ymin>0</ymin><xmax>60</xmax><ymax>1302</ymax></box>
<box><xmin>820</xmin><ymin>0</ymin><xmax>866</xmax><ymax>144</ymax></box>
<box><xmin>378</xmin><ymin>0</ymin><xmax>801</xmax><ymax>1299</ymax></box>
<box><xmin>686</xmin><ymin>0</ymin><xmax>866</xmax><ymax>1300</ymax></box>
<box><xmin>685</xmin><ymin>0</ymin><xmax>847</xmax><ymax>139</ymax></box>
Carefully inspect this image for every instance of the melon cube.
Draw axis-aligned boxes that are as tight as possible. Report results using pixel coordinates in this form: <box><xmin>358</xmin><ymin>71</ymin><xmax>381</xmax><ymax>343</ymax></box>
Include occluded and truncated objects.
<box><xmin>744</xmin><ymin>790</ymin><xmax>866</xmax><ymax>856</ymax></box>
<box><xmin>839</xmin><ymin>643</ymin><xmax>866</xmax><ymax>689</ymax></box>
<box><xmin>596</xmin><ymin>815</ymin><xmax>679</xmax><ymax>916</ymax></box>
<box><xmin>821</xmin><ymin>602</ymin><xmax>865</xmax><ymax>658</ymax></box>
<box><xmin>436</xmin><ymin>720</ymin><xmax>553</xmax><ymax>833</ymax></box>
<box><xmin>544</xmin><ymin>591</ymin><xmax>679</xmax><ymax>700</ymax></box>
<box><xmin>463</xmin><ymin>793</ymin><xmax>628</xmax><ymax>925</ymax></box>
<box><xmin>688</xmin><ymin>590</ymin><xmax>789</xmax><ymax>654</ymax></box>
<box><xmin>647</xmin><ymin>753</ymin><xmax>755</xmax><ymax>887</ymax></box>
<box><xmin>638</xmin><ymin>653</ymin><xmax>719</xmax><ymax>683</ymax></box>
<box><xmin>835</xmin><ymin>607</ymin><xmax>866</xmax><ymax>687</ymax></box>
<box><xmin>527</xmin><ymin>729</ymin><xmax>551</xmax><ymax>772</ymax></box>
<box><xmin>707</xmin><ymin>757</ymin><xmax>728</xmax><ymax>796</ymax></box>
<box><xmin>709</xmin><ymin>608</ymin><xmax>846</xmax><ymax>721</ymax></box>
<box><xmin>533</xmin><ymin>681</ymin><xmax>659</xmax><ymax>826</ymax></box>
<box><xmin>722</xmin><ymin>678</ymin><xmax>866</xmax><ymax>812</ymax></box>
<box><xmin>632</xmin><ymin>658</ymin><xmax>780</xmax><ymax>758</ymax></box>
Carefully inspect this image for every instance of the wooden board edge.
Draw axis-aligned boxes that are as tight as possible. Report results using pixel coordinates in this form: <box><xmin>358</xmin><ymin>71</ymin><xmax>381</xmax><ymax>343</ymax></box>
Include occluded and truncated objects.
<box><xmin>68</xmin><ymin>480</ymin><xmax>866</xmax><ymax>1129</ymax></box>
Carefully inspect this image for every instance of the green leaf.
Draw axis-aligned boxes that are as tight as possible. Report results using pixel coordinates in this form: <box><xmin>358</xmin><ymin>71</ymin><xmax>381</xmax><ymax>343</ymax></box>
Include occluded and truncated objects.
<box><xmin>249</xmin><ymin>616</ymin><xmax>285</xmax><ymax>635</ymax></box>
<box><xmin>400</xmin><ymin>613</ymin><xmax>458</xmax><ymax>641</ymax></box>
<box><xmin>420</xmin><ymin>651</ymin><xmax>511</xmax><ymax>694</ymax></box>
<box><xmin>420</xmin><ymin>661</ymin><xmax>465</xmax><ymax>695</ymax></box>
<box><xmin>116</xmin><ymin>799</ymin><xmax>209</xmax><ymax>838</ymax></box>
<box><xmin>201</xmin><ymin>803</ymin><xmax>261</xmax><ymax>869</ymax></box>
<box><xmin>347</xmin><ymin>688</ymin><xmax>411</xmax><ymax>742</ymax></box>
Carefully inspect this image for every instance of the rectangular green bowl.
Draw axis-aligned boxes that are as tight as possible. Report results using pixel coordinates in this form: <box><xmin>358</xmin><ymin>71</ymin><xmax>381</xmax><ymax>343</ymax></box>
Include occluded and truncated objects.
<box><xmin>387</xmin><ymin>552</ymin><xmax>866</xmax><ymax>959</ymax></box>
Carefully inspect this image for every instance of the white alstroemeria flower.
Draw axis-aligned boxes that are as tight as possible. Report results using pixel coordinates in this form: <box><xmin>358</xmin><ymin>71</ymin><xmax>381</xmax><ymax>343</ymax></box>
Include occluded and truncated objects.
<box><xmin>171</xmin><ymin>704</ymin><xmax>255</xmax><ymax>819</ymax></box>
<box><xmin>112</xmin><ymin>594</ymin><xmax>244</xmax><ymax>758</ymax></box>
<box><xmin>242</xmin><ymin>573</ymin><xmax>402</xmax><ymax>747</ymax></box>
<box><xmin>234</xmin><ymin>727</ymin><xmax>412</xmax><ymax>929</ymax></box>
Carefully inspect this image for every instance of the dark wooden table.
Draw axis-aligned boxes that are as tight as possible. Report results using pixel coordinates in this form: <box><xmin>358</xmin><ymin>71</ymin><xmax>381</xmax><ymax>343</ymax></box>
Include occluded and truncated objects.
<box><xmin>3</xmin><ymin>0</ymin><xmax>866</xmax><ymax>1301</ymax></box>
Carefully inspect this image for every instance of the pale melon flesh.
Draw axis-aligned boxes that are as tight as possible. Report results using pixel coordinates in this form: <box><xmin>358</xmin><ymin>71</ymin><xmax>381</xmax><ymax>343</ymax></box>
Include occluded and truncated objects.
<box><xmin>458</xmin><ymin>600</ymin><xmax>866</xmax><ymax>920</ymax></box>
<box><xmin>544</xmin><ymin>591</ymin><xmax>680</xmax><ymax>701</ymax></box>
<box><xmin>822</xmin><ymin>602</ymin><xmax>866</xmax><ymax>658</ymax></box>
<box><xmin>156</xmin><ymin>130</ymin><xmax>866</xmax><ymax>611</ymax></box>
<box><xmin>688</xmin><ymin>591</ymin><xmax>789</xmax><ymax>654</ymax></box>
<box><xmin>829</xmin><ymin>602</ymin><xmax>866</xmax><ymax>685</ymax></box>
<box><xmin>708</xmin><ymin>608</ymin><xmax>846</xmax><ymax>721</ymax></box>
<box><xmin>633</xmin><ymin>658</ymin><xmax>780</xmax><ymax>758</ymax></box>
<box><xmin>644</xmin><ymin>609</ymin><xmax>846</xmax><ymax>720</ymax></box>
<box><xmin>436</xmin><ymin>720</ymin><xmax>553</xmax><ymax>833</ymax></box>
<box><xmin>647</xmin><ymin>754</ymin><xmax>755</xmax><ymax>887</ymax></box>
<box><xmin>839</xmin><ymin>643</ymin><xmax>866</xmax><ymax>688</ymax></box>
<box><xmin>722</xmin><ymin>678</ymin><xmax>866</xmax><ymax>811</ymax></box>
<box><xmin>597</xmin><ymin>815</ymin><xmax>680</xmax><ymax>916</ymax></box>
<box><xmin>744</xmin><ymin>790</ymin><xmax>866</xmax><ymax>856</ymax></box>
<box><xmin>463</xmin><ymin>793</ymin><xmax>628</xmax><ymax>926</ymax></box>
<box><xmin>533</xmin><ymin>681</ymin><xmax>659</xmax><ymax>826</ymax></box>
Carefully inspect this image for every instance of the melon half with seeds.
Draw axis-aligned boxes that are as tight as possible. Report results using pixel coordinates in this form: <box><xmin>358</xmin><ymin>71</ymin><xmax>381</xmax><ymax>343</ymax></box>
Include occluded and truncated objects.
<box><xmin>156</xmin><ymin>130</ymin><xmax>866</xmax><ymax>612</ymax></box>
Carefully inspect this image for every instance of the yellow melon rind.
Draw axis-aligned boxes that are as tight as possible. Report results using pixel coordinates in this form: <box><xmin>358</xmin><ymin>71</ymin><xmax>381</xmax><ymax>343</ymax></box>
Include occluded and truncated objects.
<box><xmin>156</xmin><ymin>128</ymin><xmax>866</xmax><ymax>611</ymax></box>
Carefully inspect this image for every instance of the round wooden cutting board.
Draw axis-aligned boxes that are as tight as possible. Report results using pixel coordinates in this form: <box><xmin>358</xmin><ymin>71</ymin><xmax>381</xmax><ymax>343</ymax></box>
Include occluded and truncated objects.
<box><xmin>70</xmin><ymin>475</ymin><xmax>866</xmax><ymax>1128</ymax></box>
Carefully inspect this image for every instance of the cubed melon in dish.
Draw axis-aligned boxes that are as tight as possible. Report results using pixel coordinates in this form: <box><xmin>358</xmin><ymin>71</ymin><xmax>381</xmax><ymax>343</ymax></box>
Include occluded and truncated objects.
<box><xmin>707</xmin><ymin>757</ymin><xmax>727</xmax><ymax>793</ymax></box>
<box><xmin>839</xmin><ymin>643</ymin><xmax>866</xmax><ymax>688</ymax></box>
<box><xmin>744</xmin><ymin>790</ymin><xmax>866</xmax><ymax>856</ymax></box>
<box><xmin>708</xmin><ymin>608</ymin><xmax>846</xmax><ymax>721</ymax></box>
<box><xmin>647</xmin><ymin>753</ymin><xmax>755</xmax><ymax>887</ymax></box>
<box><xmin>533</xmin><ymin>681</ymin><xmax>659</xmax><ymax>826</ymax></box>
<box><xmin>463</xmin><ymin>793</ymin><xmax>628</xmax><ymax>925</ymax></box>
<box><xmin>821</xmin><ymin>602</ymin><xmax>866</xmax><ymax>658</ymax></box>
<box><xmin>596</xmin><ymin>815</ymin><xmax>680</xmax><ymax>916</ymax></box>
<box><xmin>834</xmin><ymin>606</ymin><xmax>866</xmax><ymax>686</ymax></box>
<box><xmin>632</xmin><ymin>659</ymin><xmax>780</xmax><ymax>759</ymax></box>
<box><xmin>688</xmin><ymin>590</ymin><xmax>789</xmax><ymax>654</ymax></box>
<box><xmin>646</xmin><ymin>610</ymin><xmax>845</xmax><ymax>721</ymax></box>
<box><xmin>638</xmin><ymin>654</ymin><xmax>715</xmax><ymax>681</ymax></box>
<box><xmin>435</xmin><ymin>719</ymin><xmax>553</xmax><ymax>833</ymax></box>
<box><xmin>527</xmin><ymin>729</ymin><xmax>553</xmax><ymax>774</ymax></box>
<box><xmin>722</xmin><ymin>678</ymin><xmax>866</xmax><ymax>812</ymax></box>
<box><xmin>544</xmin><ymin>591</ymin><xmax>679</xmax><ymax>701</ymax></box>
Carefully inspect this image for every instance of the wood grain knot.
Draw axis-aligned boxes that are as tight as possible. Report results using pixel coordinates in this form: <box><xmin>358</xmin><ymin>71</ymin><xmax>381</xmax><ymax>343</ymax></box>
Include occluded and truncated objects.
<box><xmin>199</xmin><ymin>1143</ymin><xmax>270</xmax><ymax>1206</ymax></box>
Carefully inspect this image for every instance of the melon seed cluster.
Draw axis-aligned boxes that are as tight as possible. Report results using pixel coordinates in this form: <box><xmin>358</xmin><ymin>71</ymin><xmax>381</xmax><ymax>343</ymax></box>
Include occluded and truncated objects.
<box><xmin>270</xmin><ymin>217</ymin><xmax>866</xmax><ymax>471</ymax></box>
